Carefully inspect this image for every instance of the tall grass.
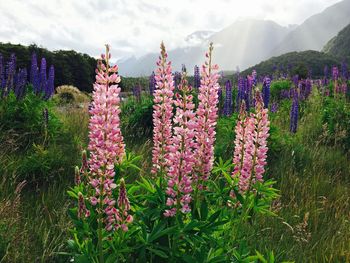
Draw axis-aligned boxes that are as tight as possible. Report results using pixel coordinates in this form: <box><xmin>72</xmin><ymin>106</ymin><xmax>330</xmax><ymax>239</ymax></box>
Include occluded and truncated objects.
<box><xmin>245</xmin><ymin>90</ymin><xmax>350</xmax><ymax>262</ymax></box>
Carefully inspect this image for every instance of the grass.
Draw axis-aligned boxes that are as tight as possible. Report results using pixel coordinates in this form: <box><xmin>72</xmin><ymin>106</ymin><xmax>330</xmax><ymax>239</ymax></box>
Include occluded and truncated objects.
<box><xmin>245</xmin><ymin>91</ymin><xmax>350</xmax><ymax>262</ymax></box>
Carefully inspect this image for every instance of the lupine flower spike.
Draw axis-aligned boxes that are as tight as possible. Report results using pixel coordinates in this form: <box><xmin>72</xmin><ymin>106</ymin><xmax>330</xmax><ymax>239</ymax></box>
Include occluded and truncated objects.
<box><xmin>164</xmin><ymin>71</ymin><xmax>196</xmax><ymax>217</ymax></box>
<box><xmin>151</xmin><ymin>42</ymin><xmax>175</xmax><ymax>175</ymax></box>
<box><xmin>87</xmin><ymin>44</ymin><xmax>126</xmax><ymax>231</ymax></box>
<box><xmin>231</xmin><ymin>101</ymin><xmax>255</xmax><ymax>192</ymax></box>
<box><xmin>251</xmin><ymin>92</ymin><xmax>270</xmax><ymax>184</ymax></box>
<box><xmin>195</xmin><ymin>43</ymin><xmax>220</xmax><ymax>187</ymax></box>
<box><xmin>232</xmin><ymin>93</ymin><xmax>270</xmax><ymax>193</ymax></box>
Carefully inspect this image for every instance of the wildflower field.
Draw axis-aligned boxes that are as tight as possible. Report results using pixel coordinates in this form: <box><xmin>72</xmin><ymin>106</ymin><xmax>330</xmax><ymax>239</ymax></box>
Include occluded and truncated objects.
<box><xmin>0</xmin><ymin>40</ymin><xmax>349</xmax><ymax>263</ymax></box>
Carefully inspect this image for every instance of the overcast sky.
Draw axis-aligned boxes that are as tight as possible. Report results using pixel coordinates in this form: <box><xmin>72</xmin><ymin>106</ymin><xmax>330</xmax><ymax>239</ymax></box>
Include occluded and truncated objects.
<box><xmin>0</xmin><ymin>0</ymin><xmax>343</xmax><ymax>60</ymax></box>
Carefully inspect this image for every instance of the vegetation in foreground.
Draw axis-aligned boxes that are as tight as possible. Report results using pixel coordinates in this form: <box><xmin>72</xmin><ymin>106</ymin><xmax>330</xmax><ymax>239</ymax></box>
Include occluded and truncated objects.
<box><xmin>0</xmin><ymin>44</ymin><xmax>349</xmax><ymax>262</ymax></box>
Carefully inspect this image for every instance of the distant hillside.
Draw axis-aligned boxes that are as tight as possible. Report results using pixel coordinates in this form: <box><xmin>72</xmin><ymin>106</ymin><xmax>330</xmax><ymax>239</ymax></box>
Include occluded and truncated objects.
<box><xmin>242</xmin><ymin>50</ymin><xmax>340</xmax><ymax>78</ymax></box>
<box><xmin>270</xmin><ymin>0</ymin><xmax>350</xmax><ymax>56</ymax></box>
<box><xmin>0</xmin><ymin>42</ymin><xmax>97</xmax><ymax>92</ymax></box>
<box><xmin>323</xmin><ymin>23</ymin><xmax>350</xmax><ymax>59</ymax></box>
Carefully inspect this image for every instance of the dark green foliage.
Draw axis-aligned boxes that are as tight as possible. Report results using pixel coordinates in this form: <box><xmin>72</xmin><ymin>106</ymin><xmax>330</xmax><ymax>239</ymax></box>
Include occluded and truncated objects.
<box><xmin>0</xmin><ymin>43</ymin><xmax>97</xmax><ymax>92</ymax></box>
<box><xmin>242</xmin><ymin>51</ymin><xmax>339</xmax><ymax>78</ymax></box>
<box><xmin>121</xmin><ymin>96</ymin><xmax>154</xmax><ymax>144</ymax></box>
<box><xmin>270</xmin><ymin>80</ymin><xmax>292</xmax><ymax>101</ymax></box>
<box><xmin>321</xmin><ymin>96</ymin><xmax>350</xmax><ymax>151</ymax></box>
<box><xmin>323</xmin><ymin>23</ymin><xmax>350</xmax><ymax>59</ymax></box>
<box><xmin>215</xmin><ymin>114</ymin><xmax>238</xmax><ymax>160</ymax></box>
<box><xmin>119</xmin><ymin>76</ymin><xmax>149</xmax><ymax>93</ymax></box>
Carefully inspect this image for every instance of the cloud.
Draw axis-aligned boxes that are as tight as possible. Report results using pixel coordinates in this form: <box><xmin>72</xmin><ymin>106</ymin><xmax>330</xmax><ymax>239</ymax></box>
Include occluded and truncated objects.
<box><xmin>0</xmin><ymin>0</ymin><xmax>343</xmax><ymax>59</ymax></box>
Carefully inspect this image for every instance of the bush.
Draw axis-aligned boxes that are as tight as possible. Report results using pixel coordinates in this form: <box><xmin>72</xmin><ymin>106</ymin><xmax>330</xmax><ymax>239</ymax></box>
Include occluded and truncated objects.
<box><xmin>270</xmin><ymin>80</ymin><xmax>292</xmax><ymax>101</ymax></box>
<box><xmin>54</xmin><ymin>85</ymin><xmax>90</xmax><ymax>105</ymax></box>
<box><xmin>321</xmin><ymin>96</ymin><xmax>350</xmax><ymax>151</ymax></box>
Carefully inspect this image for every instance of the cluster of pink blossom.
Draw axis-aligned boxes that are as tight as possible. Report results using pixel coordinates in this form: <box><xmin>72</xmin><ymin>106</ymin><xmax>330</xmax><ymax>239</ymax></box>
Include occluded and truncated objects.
<box><xmin>105</xmin><ymin>178</ymin><xmax>133</xmax><ymax>232</ymax></box>
<box><xmin>86</xmin><ymin>45</ymin><xmax>129</xmax><ymax>231</ymax></box>
<box><xmin>232</xmin><ymin>92</ymin><xmax>270</xmax><ymax>193</ymax></box>
<box><xmin>252</xmin><ymin>94</ymin><xmax>269</xmax><ymax>183</ymax></box>
<box><xmin>151</xmin><ymin>42</ymin><xmax>175</xmax><ymax>175</ymax></box>
<box><xmin>194</xmin><ymin>43</ymin><xmax>221</xmax><ymax>186</ymax></box>
<box><xmin>164</xmin><ymin>74</ymin><xmax>197</xmax><ymax>217</ymax></box>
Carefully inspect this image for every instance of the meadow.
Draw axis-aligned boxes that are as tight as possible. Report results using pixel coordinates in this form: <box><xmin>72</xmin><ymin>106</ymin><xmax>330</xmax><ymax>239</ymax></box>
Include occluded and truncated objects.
<box><xmin>0</xmin><ymin>43</ymin><xmax>349</xmax><ymax>263</ymax></box>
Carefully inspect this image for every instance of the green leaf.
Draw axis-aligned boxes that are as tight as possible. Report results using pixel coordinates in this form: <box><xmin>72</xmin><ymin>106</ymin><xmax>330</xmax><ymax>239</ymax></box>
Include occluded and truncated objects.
<box><xmin>147</xmin><ymin>247</ymin><xmax>168</xmax><ymax>258</ymax></box>
<box><xmin>208</xmin><ymin>210</ymin><xmax>221</xmax><ymax>223</ymax></box>
<box><xmin>200</xmin><ymin>200</ymin><xmax>209</xmax><ymax>220</ymax></box>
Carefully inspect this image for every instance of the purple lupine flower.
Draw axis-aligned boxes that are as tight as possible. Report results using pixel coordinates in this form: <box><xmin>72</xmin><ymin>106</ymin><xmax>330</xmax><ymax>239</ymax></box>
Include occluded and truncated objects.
<box><xmin>218</xmin><ymin>85</ymin><xmax>222</xmax><ymax>102</ymax></box>
<box><xmin>292</xmin><ymin>75</ymin><xmax>299</xmax><ymax>88</ymax></box>
<box><xmin>280</xmin><ymin>89</ymin><xmax>290</xmax><ymax>99</ymax></box>
<box><xmin>174</xmin><ymin>71</ymin><xmax>181</xmax><ymax>88</ymax></box>
<box><xmin>341</xmin><ymin>61</ymin><xmax>348</xmax><ymax>80</ymax></box>
<box><xmin>46</xmin><ymin>65</ymin><xmax>54</xmax><ymax>99</ymax></box>
<box><xmin>245</xmin><ymin>75</ymin><xmax>253</xmax><ymax>110</ymax></box>
<box><xmin>193</xmin><ymin>65</ymin><xmax>200</xmax><ymax>89</ymax></box>
<box><xmin>298</xmin><ymin>81</ymin><xmax>306</xmax><ymax>101</ymax></box>
<box><xmin>132</xmin><ymin>84</ymin><xmax>141</xmax><ymax>101</ymax></box>
<box><xmin>290</xmin><ymin>88</ymin><xmax>299</xmax><ymax>133</ymax></box>
<box><xmin>271</xmin><ymin>102</ymin><xmax>278</xmax><ymax>113</ymax></box>
<box><xmin>223</xmin><ymin>80</ymin><xmax>232</xmax><ymax>116</ymax></box>
<box><xmin>332</xmin><ymin>66</ymin><xmax>339</xmax><ymax>81</ymax></box>
<box><xmin>304</xmin><ymin>79</ymin><xmax>312</xmax><ymax>99</ymax></box>
<box><xmin>324</xmin><ymin>65</ymin><xmax>329</xmax><ymax>78</ymax></box>
<box><xmin>30</xmin><ymin>53</ymin><xmax>40</xmax><ymax>94</ymax></box>
<box><xmin>272</xmin><ymin>64</ymin><xmax>277</xmax><ymax>72</ymax></box>
<box><xmin>14</xmin><ymin>68</ymin><xmax>27</xmax><ymax>99</ymax></box>
<box><xmin>236</xmin><ymin>76</ymin><xmax>245</xmax><ymax>112</ymax></box>
<box><xmin>39</xmin><ymin>58</ymin><xmax>47</xmax><ymax>94</ymax></box>
<box><xmin>262</xmin><ymin>77</ymin><xmax>271</xmax><ymax>108</ymax></box>
<box><xmin>287</xmin><ymin>63</ymin><xmax>293</xmax><ymax>74</ymax></box>
<box><xmin>149</xmin><ymin>71</ymin><xmax>156</xmax><ymax>96</ymax></box>
<box><xmin>252</xmin><ymin>70</ymin><xmax>257</xmax><ymax>86</ymax></box>
<box><xmin>3</xmin><ymin>54</ymin><xmax>16</xmax><ymax>96</ymax></box>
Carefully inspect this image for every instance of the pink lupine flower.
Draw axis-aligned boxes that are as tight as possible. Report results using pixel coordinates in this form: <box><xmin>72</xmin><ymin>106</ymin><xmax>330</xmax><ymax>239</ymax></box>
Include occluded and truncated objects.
<box><xmin>194</xmin><ymin>43</ymin><xmax>220</xmax><ymax>186</ymax></box>
<box><xmin>106</xmin><ymin>178</ymin><xmax>133</xmax><ymax>232</ymax></box>
<box><xmin>251</xmin><ymin>92</ymin><xmax>270</xmax><ymax>184</ymax></box>
<box><xmin>151</xmin><ymin>42</ymin><xmax>175</xmax><ymax>175</ymax></box>
<box><xmin>164</xmin><ymin>73</ymin><xmax>196</xmax><ymax>217</ymax></box>
<box><xmin>231</xmin><ymin>92</ymin><xmax>270</xmax><ymax>193</ymax></box>
<box><xmin>87</xmin><ymin>45</ymin><xmax>126</xmax><ymax>230</ymax></box>
<box><xmin>232</xmin><ymin>102</ymin><xmax>255</xmax><ymax>192</ymax></box>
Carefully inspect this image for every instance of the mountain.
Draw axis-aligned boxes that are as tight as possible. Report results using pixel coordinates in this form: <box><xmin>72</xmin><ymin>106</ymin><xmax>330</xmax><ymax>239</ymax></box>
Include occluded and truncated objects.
<box><xmin>118</xmin><ymin>19</ymin><xmax>293</xmax><ymax>76</ymax></box>
<box><xmin>323</xmin><ymin>23</ymin><xmax>350</xmax><ymax>58</ymax></box>
<box><xmin>241</xmin><ymin>50</ymin><xmax>339</xmax><ymax>78</ymax></box>
<box><xmin>271</xmin><ymin>0</ymin><xmax>350</xmax><ymax>56</ymax></box>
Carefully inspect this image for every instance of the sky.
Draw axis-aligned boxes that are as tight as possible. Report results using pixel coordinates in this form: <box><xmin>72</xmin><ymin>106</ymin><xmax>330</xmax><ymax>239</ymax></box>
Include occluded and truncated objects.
<box><xmin>0</xmin><ymin>0</ymin><xmax>343</xmax><ymax>60</ymax></box>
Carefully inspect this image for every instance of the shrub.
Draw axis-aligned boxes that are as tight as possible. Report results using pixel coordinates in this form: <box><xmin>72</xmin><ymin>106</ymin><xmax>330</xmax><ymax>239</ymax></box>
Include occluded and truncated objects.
<box><xmin>54</xmin><ymin>85</ymin><xmax>90</xmax><ymax>105</ymax></box>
